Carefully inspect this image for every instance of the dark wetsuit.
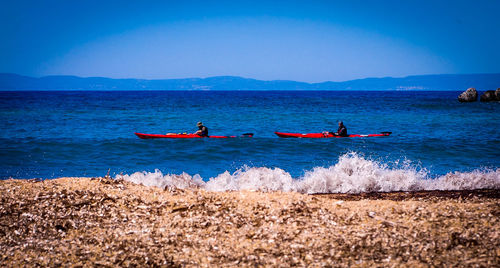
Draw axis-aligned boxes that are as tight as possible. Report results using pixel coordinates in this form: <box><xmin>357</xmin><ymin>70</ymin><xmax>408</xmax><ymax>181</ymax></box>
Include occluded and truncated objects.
<box><xmin>337</xmin><ymin>125</ymin><xmax>348</xmax><ymax>137</ymax></box>
<box><xmin>198</xmin><ymin>126</ymin><xmax>208</xmax><ymax>137</ymax></box>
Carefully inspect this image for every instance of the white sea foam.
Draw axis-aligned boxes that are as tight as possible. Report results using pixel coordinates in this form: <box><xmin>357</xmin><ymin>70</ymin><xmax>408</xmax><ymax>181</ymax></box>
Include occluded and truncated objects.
<box><xmin>117</xmin><ymin>153</ymin><xmax>500</xmax><ymax>194</ymax></box>
<box><xmin>296</xmin><ymin>153</ymin><xmax>428</xmax><ymax>194</ymax></box>
<box><xmin>118</xmin><ymin>169</ymin><xmax>204</xmax><ymax>189</ymax></box>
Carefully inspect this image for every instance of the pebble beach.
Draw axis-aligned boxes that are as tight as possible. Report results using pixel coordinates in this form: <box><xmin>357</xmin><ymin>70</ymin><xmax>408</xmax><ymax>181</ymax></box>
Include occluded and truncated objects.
<box><xmin>1</xmin><ymin>177</ymin><xmax>499</xmax><ymax>267</ymax></box>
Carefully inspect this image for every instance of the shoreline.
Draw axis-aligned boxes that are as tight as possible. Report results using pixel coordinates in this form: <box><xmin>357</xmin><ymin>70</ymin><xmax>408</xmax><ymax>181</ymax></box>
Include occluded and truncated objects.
<box><xmin>312</xmin><ymin>188</ymin><xmax>500</xmax><ymax>200</ymax></box>
<box><xmin>1</xmin><ymin>177</ymin><xmax>499</xmax><ymax>266</ymax></box>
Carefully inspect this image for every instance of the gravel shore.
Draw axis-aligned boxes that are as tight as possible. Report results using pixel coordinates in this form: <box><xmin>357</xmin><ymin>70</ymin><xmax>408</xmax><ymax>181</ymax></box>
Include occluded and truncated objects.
<box><xmin>1</xmin><ymin>177</ymin><xmax>499</xmax><ymax>267</ymax></box>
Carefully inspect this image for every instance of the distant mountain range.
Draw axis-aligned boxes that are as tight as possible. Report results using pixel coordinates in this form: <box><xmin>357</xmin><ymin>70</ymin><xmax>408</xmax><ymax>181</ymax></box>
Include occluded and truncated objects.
<box><xmin>1</xmin><ymin>73</ymin><xmax>499</xmax><ymax>91</ymax></box>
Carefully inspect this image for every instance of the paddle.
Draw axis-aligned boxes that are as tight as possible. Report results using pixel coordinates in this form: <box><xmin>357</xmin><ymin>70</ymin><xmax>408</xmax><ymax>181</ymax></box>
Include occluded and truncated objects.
<box><xmin>241</xmin><ymin>133</ymin><xmax>254</xmax><ymax>137</ymax></box>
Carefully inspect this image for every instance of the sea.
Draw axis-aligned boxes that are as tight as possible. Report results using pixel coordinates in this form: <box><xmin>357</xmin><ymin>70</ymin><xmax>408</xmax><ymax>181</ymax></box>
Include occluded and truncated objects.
<box><xmin>1</xmin><ymin>90</ymin><xmax>499</xmax><ymax>193</ymax></box>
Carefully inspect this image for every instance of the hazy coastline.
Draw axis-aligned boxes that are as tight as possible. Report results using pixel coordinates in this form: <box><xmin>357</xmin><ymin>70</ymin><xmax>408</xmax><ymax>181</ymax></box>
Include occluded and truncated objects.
<box><xmin>2</xmin><ymin>73</ymin><xmax>500</xmax><ymax>91</ymax></box>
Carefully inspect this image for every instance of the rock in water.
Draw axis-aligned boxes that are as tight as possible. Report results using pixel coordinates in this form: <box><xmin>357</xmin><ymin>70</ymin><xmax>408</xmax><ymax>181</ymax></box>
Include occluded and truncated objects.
<box><xmin>496</xmin><ymin>88</ymin><xmax>500</xmax><ymax>100</ymax></box>
<box><xmin>458</xmin><ymin>88</ymin><xmax>477</xmax><ymax>102</ymax></box>
<box><xmin>480</xmin><ymin>90</ymin><xmax>498</xmax><ymax>102</ymax></box>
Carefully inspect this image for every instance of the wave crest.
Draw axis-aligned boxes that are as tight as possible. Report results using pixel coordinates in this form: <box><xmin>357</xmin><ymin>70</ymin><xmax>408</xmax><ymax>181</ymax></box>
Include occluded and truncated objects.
<box><xmin>117</xmin><ymin>153</ymin><xmax>500</xmax><ymax>194</ymax></box>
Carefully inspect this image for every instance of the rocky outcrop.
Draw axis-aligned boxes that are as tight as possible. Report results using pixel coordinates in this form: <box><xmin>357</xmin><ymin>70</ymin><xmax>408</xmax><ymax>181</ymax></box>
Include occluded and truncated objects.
<box><xmin>480</xmin><ymin>89</ymin><xmax>500</xmax><ymax>102</ymax></box>
<box><xmin>458</xmin><ymin>88</ymin><xmax>477</xmax><ymax>102</ymax></box>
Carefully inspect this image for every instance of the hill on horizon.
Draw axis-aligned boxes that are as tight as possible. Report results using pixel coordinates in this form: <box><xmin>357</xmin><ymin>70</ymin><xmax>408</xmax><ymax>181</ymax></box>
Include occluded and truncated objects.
<box><xmin>1</xmin><ymin>73</ymin><xmax>499</xmax><ymax>91</ymax></box>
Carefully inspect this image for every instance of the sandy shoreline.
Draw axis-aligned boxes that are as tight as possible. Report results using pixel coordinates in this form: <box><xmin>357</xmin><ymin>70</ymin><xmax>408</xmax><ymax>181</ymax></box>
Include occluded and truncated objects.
<box><xmin>1</xmin><ymin>177</ymin><xmax>499</xmax><ymax>267</ymax></box>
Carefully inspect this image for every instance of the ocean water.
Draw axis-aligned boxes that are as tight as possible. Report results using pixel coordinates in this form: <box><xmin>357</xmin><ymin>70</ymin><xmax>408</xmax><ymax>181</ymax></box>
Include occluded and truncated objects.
<box><xmin>1</xmin><ymin>91</ymin><xmax>499</xmax><ymax>192</ymax></box>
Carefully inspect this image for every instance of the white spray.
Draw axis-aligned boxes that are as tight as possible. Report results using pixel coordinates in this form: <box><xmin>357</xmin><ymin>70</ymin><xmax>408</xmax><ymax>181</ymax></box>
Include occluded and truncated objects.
<box><xmin>117</xmin><ymin>153</ymin><xmax>500</xmax><ymax>194</ymax></box>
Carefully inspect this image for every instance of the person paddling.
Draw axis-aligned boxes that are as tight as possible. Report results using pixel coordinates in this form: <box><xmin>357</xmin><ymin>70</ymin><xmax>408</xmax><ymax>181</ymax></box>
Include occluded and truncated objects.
<box><xmin>334</xmin><ymin>121</ymin><xmax>348</xmax><ymax>137</ymax></box>
<box><xmin>195</xmin><ymin>122</ymin><xmax>208</xmax><ymax>137</ymax></box>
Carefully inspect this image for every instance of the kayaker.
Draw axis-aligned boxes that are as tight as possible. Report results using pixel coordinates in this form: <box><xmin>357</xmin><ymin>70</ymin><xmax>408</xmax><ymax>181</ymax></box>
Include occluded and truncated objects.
<box><xmin>334</xmin><ymin>121</ymin><xmax>348</xmax><ymax>137</ymax></box>
<box><xmin>195</xmin><ymin>122</ymin><xmax>208</xmax><ymax>137</ymax></box>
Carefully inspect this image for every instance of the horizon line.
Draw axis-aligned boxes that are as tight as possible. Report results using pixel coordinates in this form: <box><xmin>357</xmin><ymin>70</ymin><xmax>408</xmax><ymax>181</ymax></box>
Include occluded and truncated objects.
<box><xmin>2</xmin><ymin>72</ymin><xmax>500</xmax><ymax>84</ymax></box>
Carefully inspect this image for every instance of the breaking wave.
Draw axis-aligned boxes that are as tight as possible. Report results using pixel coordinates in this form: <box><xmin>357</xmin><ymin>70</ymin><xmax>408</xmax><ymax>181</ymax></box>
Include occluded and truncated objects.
<box><xmin>117</xmin><ymin>153</ymin><xmax>500</xmax><ymax>194</ymax></box>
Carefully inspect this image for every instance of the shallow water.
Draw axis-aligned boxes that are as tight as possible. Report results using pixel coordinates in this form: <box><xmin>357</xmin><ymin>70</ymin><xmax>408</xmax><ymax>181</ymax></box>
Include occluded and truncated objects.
<box><xmin>1</xmin><ymin>91</ymin><xmax>499</xmax><ymax>190</ymax></box>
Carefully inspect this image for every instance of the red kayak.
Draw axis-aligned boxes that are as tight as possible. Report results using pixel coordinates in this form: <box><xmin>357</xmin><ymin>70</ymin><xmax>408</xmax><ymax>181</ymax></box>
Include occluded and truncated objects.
<box><xmin>135</xmin><ymin>132</ymin><xmax>254</xmax><ymax>139</ymax></box>
<box><xmin>274</xmin><ymin>131</ymin><xmax>392</xmax><ymax>138</ymax></box>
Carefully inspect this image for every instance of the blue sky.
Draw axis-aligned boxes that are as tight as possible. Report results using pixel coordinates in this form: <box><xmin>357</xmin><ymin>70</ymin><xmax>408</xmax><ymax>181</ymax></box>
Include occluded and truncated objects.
<box><xmin>1</xmin><ymin>0</ymin><xmax>499</xmax><ymax>82</ymax></box>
